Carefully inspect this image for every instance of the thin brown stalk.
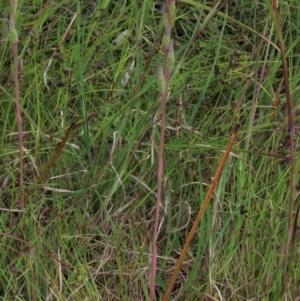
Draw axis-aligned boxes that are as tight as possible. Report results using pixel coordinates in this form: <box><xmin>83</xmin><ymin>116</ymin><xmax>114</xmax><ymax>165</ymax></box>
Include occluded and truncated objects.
<box><xmin>162</xmin><ymin>127</ymin><xmax>239</xmax><ymax>301</ymax></box>
<box><xmin>270</xmin><ymin>0</ymin><xmax>296</xmax><ymax>293</ymax></box>
<box><xmin>9</xmin><ymin>0</ymin><xmax>24</xmax><ymax>210</ymax></box>
<box><xmin>150</xmin><ymin>1</ymin><xmax>175</xmax><ymax>300</ymax></box>
<box><xmin>150</xmin><ymin>78</ymin><xmax>169</xmax><ymax>301</ymax></box>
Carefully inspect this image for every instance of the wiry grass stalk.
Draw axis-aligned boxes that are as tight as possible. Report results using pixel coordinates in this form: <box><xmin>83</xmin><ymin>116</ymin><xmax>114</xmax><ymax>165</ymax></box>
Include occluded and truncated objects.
<box><xmin>269</xmin><ymin>0</ymin><xmax>296</xmax><ymax>293</ymax></box>
<box><xmin>150</xmin><ymin>1</ymin><xmax>175</xmax><ymax>300</ymax></box>
<box><xmin>9</xmin><ymin>0</ymin><xmax>24</xmax><ymax>210</ymax></box>
<box><xmin>162</xmin><ymin>128</ymin><xmax>239</xmax><ymax>301</ymax></box>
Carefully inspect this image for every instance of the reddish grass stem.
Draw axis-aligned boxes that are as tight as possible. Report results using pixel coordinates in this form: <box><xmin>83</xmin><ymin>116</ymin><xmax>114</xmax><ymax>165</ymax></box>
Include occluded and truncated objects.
<box><xmin>271</xmin><ymin>1</ymin><xmax>296</xmax><ymax>293</ymax></box>
<box><xmin>10</xmin><ymin>0</ymin><xmax>24</xmax><ymax>210</ymax></box>
<box><xmin>150</xmin><ymin>2</ymin><xmax>175</xmax><ymax>300</ymax></box>
<box><xmin>267</xmin><ymin>0</ymin><xmax>296</xmax><ymax>294</ymax></box>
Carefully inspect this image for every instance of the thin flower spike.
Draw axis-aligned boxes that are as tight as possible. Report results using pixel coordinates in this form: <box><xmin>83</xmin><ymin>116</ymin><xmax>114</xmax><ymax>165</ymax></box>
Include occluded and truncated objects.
<box><xmin>9</xmin><ymin>27</ymin><xmax>18</xmax><ymax>43</ymax></box>
<box><xmin>166</xmin><ymin>40</ymin><xmax>174</xmax><ymax>72</ymax></box>
<box><xmin>157</xmin><ymin>64</ymin><xmax>166</xmax><ymax>94</ymax></box>
<box><xmin>9</xmin><ymin>16</ymin><xmax>18</xmax><ymax>43</ymax></box>
<box><xmin>162</xmin><ymin>4</ymin><xmax>168</xmax><ymax>28</ymax></box>
<box><xmin>11</xmin><ymin>0</ymin><xmax>18</xmax><ymax>17</ymax></box>
<box><xmin>169</xmin><ymin>0</ymin><xmax>176</xmax><ymax>20</ymax></box>
<box><xmin>161</xmin><ymin>26</ymin><xmax>171</xmax><ymax>51</ymax></box>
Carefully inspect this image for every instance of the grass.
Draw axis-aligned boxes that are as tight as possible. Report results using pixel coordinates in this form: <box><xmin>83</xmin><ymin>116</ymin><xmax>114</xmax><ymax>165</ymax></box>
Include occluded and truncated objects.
<box><xmin>1</xmin><ymin>0</ymin><xmax>300</xmax><ymax>300</ymax></box>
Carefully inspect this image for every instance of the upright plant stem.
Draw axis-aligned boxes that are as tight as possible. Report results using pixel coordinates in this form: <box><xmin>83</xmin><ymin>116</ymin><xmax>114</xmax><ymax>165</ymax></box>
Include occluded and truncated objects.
<box><xmin>150</xmin><ymin>1</ymin><xmax>175</xmax><ymax>300</ymax></box>
<box><xmin>269</xmin><ymin>0</ymin><xmax>295</xmax><ymax>293</ymax></box>
<box><xmin>150</xmin><ymin>75</ymin><xmax>169</xmax><ymax>301</ymax></box>
<box><xmin>10</xmin><ymin>0</ymin><xmax>24</xmax><ymax>209</ymax></box>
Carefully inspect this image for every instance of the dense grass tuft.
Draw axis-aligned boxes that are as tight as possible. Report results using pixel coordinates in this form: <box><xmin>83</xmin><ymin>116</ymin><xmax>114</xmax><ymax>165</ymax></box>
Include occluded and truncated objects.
<box><xmin>1</xmin><ymin>0</ymin><xmax>300</xmax><ymax>300</ymax></box>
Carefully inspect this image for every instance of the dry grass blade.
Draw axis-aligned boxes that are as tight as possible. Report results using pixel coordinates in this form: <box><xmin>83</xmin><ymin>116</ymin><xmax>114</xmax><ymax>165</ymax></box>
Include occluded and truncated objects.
<box><xmin>25</xmin><ymin>123</ymin><xmax>78</xmax><ymax>201</ymax></box>
<box><xmin>162</xmin><ymin>127</ymin><xmax>239</xmax><ymax>301</ymax></box>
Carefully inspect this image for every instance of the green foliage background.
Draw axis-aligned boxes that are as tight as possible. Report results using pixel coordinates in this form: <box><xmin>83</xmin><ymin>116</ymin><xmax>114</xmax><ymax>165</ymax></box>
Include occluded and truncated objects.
<box><xmin>0</xmin><ymin>0</ymin><xmax>300</xmax><ymax>300</ymax></box>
